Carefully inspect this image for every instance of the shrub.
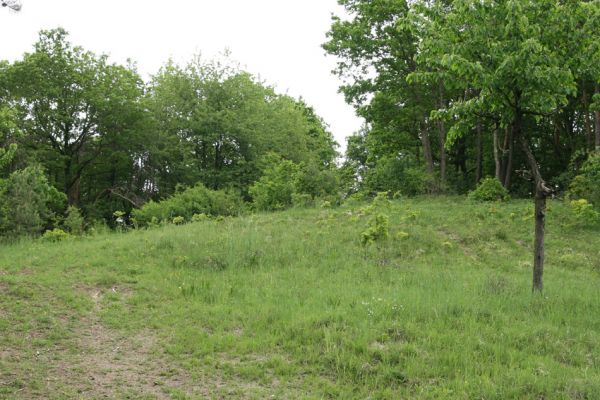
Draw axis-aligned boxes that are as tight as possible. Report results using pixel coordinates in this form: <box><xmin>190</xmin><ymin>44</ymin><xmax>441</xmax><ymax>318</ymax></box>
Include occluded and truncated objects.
<box><xmin>63</xmin><ymin>206</ymin><xmax>85</xmax><ymax>235</ymax></box>
<box><xmin>292</xmin><ymin>193</ymin><xmax>315</xmax><ymax>208</ymax></box>
<box><xmin>361</xmin><ymin>213</ymin><xmax>390</xmax><ymax>247</ymax></box>
<box><xmin>250</xmin><ymin>154</ymin><xmax>300</xmax><ymax>211</ymax></box>
<box><xmin>296</xmin><ymin>163</ymin><xmax>340</xmax><ymax>199</ymax></box>
<box><xmin>468</xmin><ymin>177</ymin><xmax>509</xmax><ymax>202</ymax></box>
<box><xmin>133</xmin><ymin>184</ymin><xmax>243</xmax><ymax>227</ymax></box>
<box><xmin>191</xmin><ymin>213</ymin><xmax>209</xmax><ymax>222</ymax></box>
<box><xmin>41</xmin><ymin>228</ymin><xmax>71</xmax><ymax>242</ymax></box>
<box><xmin>0</xmin><ymin>165</ymin><xmax>67</xmax><ymax>237</ymax></box>
<box><xmin>364</xmin><ymin>156</ymin><xmax>433</xmax><ymax>196</ymax></box>
<box><xmin>172</xmin><ymin>216</ymin><xmax>185</xmax><ymax>225</ymax></box>
<box><xmin>569</xmin><ymin>199</ymin><xmax>600</xmax><ymax>226</ymax></box>
<box><xmin>568</xmin><ymin>152</ymin><xmax>600</xmax><ymax>209</ymax></box>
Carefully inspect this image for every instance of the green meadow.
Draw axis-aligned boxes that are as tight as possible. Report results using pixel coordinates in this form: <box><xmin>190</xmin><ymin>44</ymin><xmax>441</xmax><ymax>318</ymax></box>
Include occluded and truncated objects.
<box><xmin>1</xmin><ymin>197</ymin><xmax>600</xmax><ymax>399</ymax></box>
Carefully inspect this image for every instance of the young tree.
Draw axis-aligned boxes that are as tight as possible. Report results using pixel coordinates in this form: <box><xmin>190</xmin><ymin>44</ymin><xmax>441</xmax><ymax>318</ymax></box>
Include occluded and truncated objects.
<box><xmin>412</xmin><ymin>0</ymin><xmax>578</xmax><ymax>291</ymax></box>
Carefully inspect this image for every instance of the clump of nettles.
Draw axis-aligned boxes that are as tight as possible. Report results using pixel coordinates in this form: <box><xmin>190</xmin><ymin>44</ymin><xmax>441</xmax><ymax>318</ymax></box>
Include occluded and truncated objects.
<box><xmin>468</xmin><ymin>177</ymin><xmax>510</xmax><ymax>202</ymax></box>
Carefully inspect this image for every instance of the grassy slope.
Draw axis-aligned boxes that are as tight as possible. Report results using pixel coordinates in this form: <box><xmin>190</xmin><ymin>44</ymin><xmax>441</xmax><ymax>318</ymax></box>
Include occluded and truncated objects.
<box><xmin>1</xmin><ymin>197</ymin><xmax>600</xmax><ymax>399</ymax></box>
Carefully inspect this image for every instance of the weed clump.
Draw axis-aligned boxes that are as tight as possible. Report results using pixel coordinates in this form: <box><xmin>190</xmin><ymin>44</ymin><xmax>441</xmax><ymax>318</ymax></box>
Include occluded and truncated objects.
<box><xmin>361</xmin><ymin>214</ymin><xmax>389</xmax><ymax>248</ymax></box>
<box><xmin>172</xmin><ymin>216</ymin><xmax>185</xmax><ymax>225</ymax></box>
<box><xmin>41</xmin><ymin>228</ymin><xmax>71</xmax><ymax>242</ymax></box>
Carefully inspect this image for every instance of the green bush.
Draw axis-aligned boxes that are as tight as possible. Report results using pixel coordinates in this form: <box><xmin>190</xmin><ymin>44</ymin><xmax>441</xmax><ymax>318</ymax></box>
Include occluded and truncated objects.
<box><xmin>568</xmin><ymin>152</ymin><xmax>600</xmax><ymax>209</ymax></box>
<box><xmin>250</xmin><ymin>154</ymin><xmax>300</xmax><ymax>211</ymax></box>
<box><xmin>361</xmin><ymin>213</ymin><xmax>390</xmax><ymax>247</ymax></box>
<box><xmin>0</xmin><ymin>165</ymin><xmax>67</xmax><ymax>237</ymax></box>
<box><xmin>172</xmin><ymin>216</ymin><xmax>185</xmax><ymax>225</ymax></box>
<box><xmin>296</xmin><ymin>163</ymin><xmax>340</xmax><ymax>199</ymax></box>
<box><xmin>133</xmin><ymin>184</ymin><xmax>243</xmax><ymax>227</ymax></box>
<box><xmin>292</xmin><ymin>193</ymin><xmax>315</xmax><ymax>208</ymax></box>
<box><xmin>569</xmin><ymin>199</ymin><xmax>600</xmax><ymax>226</ymax></box>
<box><xmin>191</xmin><ymin>213</ymin><xmax>209</xmax><ymax>222</ymax></box>
<box><xmin>364</xmin><ymin>156</ymin><xmax>432</xmax><ymax>196</ymax></box>
<box><xmin>41</xmin><ymin>228</ymin><xmax>71</xmax><ymax>242</ymax></box>
<box><xmin>468</xmin><ymin>177</ymin><xmax>510</xmax><ymax>202</ymax></box>
<box><xmin>63</xmin><ymin>206</ymin><xmax>85</xmax><ymax>235</ymax></box>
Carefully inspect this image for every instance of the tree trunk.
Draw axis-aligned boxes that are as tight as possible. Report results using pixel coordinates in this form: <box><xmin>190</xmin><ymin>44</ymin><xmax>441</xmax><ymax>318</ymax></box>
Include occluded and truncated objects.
<box><xmin>64</xmin><ymin>158</ymin><xmax>74</xmax><ymax>204</ymax></box>
<box><xmin>532</xmin><ymin>195</ymin><xmax>546</xmax><ymax>292</ymax></box>
<box><xmin>504</xmin><ymin>126</ymin><xmax>514</xmax><ymax>189</ymax></box>
<box><xmin>516</xmin><ymin>110</ymin><xmax>552</xmax><ymax>293</ymax></box>
<box><xmin>583</xmin><ymin>87</ymin><xmax>594</xmax><ymax>152</ymax></box>
<box><xmin>493</xmin><ymin>124</ymin><xmax>502</xmax><ymax>181</ymax></box>
<box><xmin>437</xmin><ymin>84</ymin><xmax>447</xmax><ymax>190</ymax></box>
<box><xmin>595</xmin><ymin>84</ymin><xmax>600</xmax><ymax>151</ymax></box>
<box><xmin>438</xmin><ymin>119</ymin><xmax>447</xmax><ymax>190</ymax></box>
<box><xmin>68</xmin><ymin>174</ymin><xmax>81</xmax><ymax>206</ymax></box>
<box><xmin>420</xmin><ymin>120</ymin><xmax>435</xmax><ymax>176</ymax></box>
<box><xmin>476</xmin><ymin>121</ymin><xmax>483</xmax><ymax>184</ymax></box>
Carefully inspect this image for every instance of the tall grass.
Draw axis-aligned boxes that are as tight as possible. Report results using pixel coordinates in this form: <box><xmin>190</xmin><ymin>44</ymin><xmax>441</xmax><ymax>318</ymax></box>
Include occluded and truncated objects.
<box><xmin>1</xmin><ymin>197</ymin><xmax>599</xmax><ymax>398</ymax></box>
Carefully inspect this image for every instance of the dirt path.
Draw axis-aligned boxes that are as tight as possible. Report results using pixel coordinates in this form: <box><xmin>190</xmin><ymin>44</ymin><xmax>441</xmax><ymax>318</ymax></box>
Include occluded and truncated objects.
<box><xmin>47</xmin><ymin>286</ymin><xmax>207</xmax><ymax>399</ymax></box>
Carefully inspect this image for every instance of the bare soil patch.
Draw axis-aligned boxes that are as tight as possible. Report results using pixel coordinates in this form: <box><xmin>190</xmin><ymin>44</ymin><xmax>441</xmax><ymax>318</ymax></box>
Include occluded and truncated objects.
<box><xmin>46</xmin><ymin>285</ymin><xmax>208</xmax><ymax>399</ymax></box>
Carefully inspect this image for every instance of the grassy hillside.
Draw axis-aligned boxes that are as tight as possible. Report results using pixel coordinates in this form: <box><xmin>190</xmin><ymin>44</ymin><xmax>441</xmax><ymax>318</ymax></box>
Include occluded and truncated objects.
<box><xmin>1</xmin><ymin>197</ymin><xmax>599</xmax><ymax>399</ymax></box>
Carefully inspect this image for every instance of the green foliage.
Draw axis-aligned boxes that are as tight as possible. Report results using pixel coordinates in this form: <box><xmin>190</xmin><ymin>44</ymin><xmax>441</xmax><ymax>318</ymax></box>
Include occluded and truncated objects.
<box><xmin>0</xmin><ymin>106</ymin><xmax>20</xmax><ymax>171</ymax></box>
<box><xmin>0</xmin><ymin>165</ymin><xmax>67</xmax><ymax>237</ymax></box>
<box><xmin>360</xmin><ymin>213</ymin><xmax>389</xmax><ymax>247</ymax></box>
<box><xmin>291</xmin><ymin>193</ymin><xmax>315</xmax><ymax>209</ymax></box>
<box><xmin>146</xmin><ymin>60</ymin><xmax>338</xmax><ymax>196</ymax></box>
<box><xmin>364</xmin><ymin>156</ymin><xmax>432</xmax><ymax>197</ymax></box>
<box><xmin>326</xmin><ymin>0</ymin><xmax>600</xmax><ymax>201</ymax></box>
<box><xmin>191</xmin><ymin>213</ymin><xmax>209</xmax><ymax>222</ymax></box>
<box><xmin>250</xmin><ymin>154</ymin><xmax>301</xmax><ymax>211</ymax></box>
<box><xmin>468</xmin><ymin>178</ymin><xmax>510</xmax><ymax>202</ymax></box>
<box><xmin>172</xmin><ymin>216</ymin><xmax>185</xmax><ymax>225</ymax></box>
<box><xmin>41</xmin><ymin>228</ymin><xmax>71</xmax><ymax>242</ymax></box>
<box><xmin>133</xmin><ymin>184</ymin><xmax>243</xmax><ymax>227</ymax></box>
<box><xmin>2</xmin><ymin>28</ymin><xmax>147</xmax><ymax>211</ymax></box>
<box><xmin>568</xmin><ymin>152</ymin><xmax>600</xmax><ymax>209</ymax></box>
<box><xmin>568</xmin><ymin>199</ymin><xmax>600</xmax><ymax>226</ymax></box>
<box><xmin>63</xmin><ymin>206</ymin><xmax>85</xmax><ymax>235</ymax></box>
<box><xmin>296</xmin><ymin>162</ymin><xmax>340</xmax><ymax>199</ymax></box>
<box><xmin>0</xmin><ymin>143</ymin><xmax>16</xmax><ymax>171</ymax></box>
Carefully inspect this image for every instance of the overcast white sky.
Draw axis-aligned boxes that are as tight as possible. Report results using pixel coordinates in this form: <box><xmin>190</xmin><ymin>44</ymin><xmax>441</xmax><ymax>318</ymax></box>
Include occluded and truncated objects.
<box><xmin>0</xmin><ymin>0</ymin><xmax>362</xmax><ymax>151</ymax></box>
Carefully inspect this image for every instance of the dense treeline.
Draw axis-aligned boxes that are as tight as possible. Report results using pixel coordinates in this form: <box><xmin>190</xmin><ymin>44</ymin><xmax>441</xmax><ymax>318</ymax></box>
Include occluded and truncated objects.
<box><xmin>325</xmin><ymin>0</ymin><xmax>600</xmax><ymax>197</ymax></box>
<box><xmin>0</xmin><ymin>28</ymin><xmax>339</xmax><ymax>235</ymax></box>
<box><xmin>324</xmin><ymin>0</ymin><xmax>600</xmax><ymax>291</ymax></box>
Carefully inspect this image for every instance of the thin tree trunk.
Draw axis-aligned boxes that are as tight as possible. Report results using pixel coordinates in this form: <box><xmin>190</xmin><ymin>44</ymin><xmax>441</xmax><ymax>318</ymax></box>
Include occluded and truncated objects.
<box><xmin>68</xmin><ymin>174</ymin><xmax>81</xmax><ymax>206</ymax></box>
<box><xmin>476</xmin><ymin>121</ymin><xmax>483</xmax><ymax>184</ymax></box>
<box><xmin>415</xmin><ymin>142</ymin><xmax>420</xmax><ymax>164</ymax></box>
<box><xmin>515</xmin><ymin>109</ymin><xmax>552</xmax><ymax>293</ymax></box>
<box><xmin>438</xmin><ymin>119</ymin><xmax>447</xmax><ymax>190</ymax></box>
<box><xmin>595</xmin><ymin>84</ymin><xmax>600</xmax><ymax>151</ymax></box>
<box><xmin>493</xmin><ymin>124</ymin><xmax>502</xmax><ymax>181</ymax></box>
<box><xmin>437</xmin><ymin>84</ymin><xmax>447</xmax><ymax>190</ymax></box>
<box><xmin>504</xmin><ymin>126</ymin><xmax>514</xmax><ymax>190</ymax></box>
<box><xmin>583</xmin><ymin>87</ymin><xmax>593</xmax><ymax>152</ymax></box>
<box><xmin>420</xmin><ymin>120</ymin><xmax>435</xmax><ymax>176</ymax></box>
